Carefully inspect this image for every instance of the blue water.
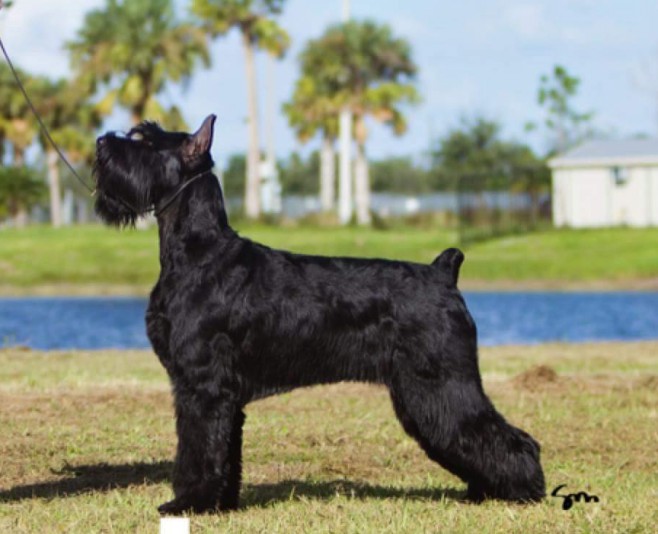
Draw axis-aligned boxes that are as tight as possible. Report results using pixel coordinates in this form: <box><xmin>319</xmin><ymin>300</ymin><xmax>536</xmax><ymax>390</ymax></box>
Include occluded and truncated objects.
<box><xmin>0</xmin><ymin>293</ymin><xmax>657</xmax><ymax>350</ymax></box>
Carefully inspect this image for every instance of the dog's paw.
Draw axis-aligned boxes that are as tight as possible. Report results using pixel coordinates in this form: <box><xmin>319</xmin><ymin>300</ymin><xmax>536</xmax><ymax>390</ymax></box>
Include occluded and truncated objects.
<box><xmin>158</xmin><ymin>493</ymin><xmax>217</xmax><ymax>516</ymax></box>
<box><xmin>158</xmin><ymin>497</ymin><xmax>192</xmax><ymax>516</ymax></box>
<box><xmin>465</xmin><ymin>484</ymin><xmax>485</xmax><ymax>503</ymax></box>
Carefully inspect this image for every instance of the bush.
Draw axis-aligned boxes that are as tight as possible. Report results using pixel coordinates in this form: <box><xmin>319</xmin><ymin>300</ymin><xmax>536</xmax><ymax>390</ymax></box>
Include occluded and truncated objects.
<box><xmin>0</xmin><ymin>166</ymin><xmax>46</xmax><ymax>221</ymax></box>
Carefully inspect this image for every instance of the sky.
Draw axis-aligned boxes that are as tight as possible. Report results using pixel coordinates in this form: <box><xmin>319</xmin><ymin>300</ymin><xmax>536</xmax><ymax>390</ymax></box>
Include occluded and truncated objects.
<box><xmin>1</xmin><ymin>0</ymin><xmax>658</xmax><ymax>168</ymax></box>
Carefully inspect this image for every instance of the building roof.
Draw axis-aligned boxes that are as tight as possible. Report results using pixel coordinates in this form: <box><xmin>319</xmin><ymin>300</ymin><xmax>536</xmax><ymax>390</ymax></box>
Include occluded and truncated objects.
<box><xmin>550</xmin><ymin>139</ymin><xmax>658</xmax><ymax>168</ymax></box>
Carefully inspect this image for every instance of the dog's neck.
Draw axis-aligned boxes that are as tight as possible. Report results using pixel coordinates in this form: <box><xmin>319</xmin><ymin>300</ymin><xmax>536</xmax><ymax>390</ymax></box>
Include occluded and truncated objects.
<box><xmin>156</xmin><ymin>173</ymin><xmax>235</xmax><ymax>268</ymax></box>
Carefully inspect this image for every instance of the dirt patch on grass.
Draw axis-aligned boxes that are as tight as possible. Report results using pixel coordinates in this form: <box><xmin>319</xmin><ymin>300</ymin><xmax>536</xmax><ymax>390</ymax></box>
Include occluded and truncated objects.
<box><xmin>635</xmin><ymin>375</ymin><xmax>658</xmax><ymax>389</ymax></box>
<box><xmin>511</xmin><ymin>365</ymin><xmax>560</xmax><ymax>391</ymax></box>
<box><xmin>501</xmin><ymin>369</ymin><xmax>658</xmax><ymax>398</ymax></box>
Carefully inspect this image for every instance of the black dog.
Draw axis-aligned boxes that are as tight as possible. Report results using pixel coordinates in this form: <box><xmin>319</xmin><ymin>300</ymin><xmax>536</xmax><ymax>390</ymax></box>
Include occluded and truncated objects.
<box><xmin>94</xmin><ymin>115</ymin><xmax>545</xmax><ymax>514</ymax></box>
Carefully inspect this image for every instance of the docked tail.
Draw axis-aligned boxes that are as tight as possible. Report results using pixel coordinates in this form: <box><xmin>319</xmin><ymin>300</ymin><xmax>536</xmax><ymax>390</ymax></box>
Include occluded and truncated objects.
<box><xmin>432</xmin><ymin>248</ymin><xmax>464</xmax><ymax>285</ymax></box>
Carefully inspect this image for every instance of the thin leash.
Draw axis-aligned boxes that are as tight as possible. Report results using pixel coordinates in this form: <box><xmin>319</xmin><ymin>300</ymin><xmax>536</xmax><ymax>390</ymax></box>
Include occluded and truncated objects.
<box><xmin>152</xmin><ymin>170</ymin><xmax>211</xmax><ymax>217</ymax></box>
<box><xmin>98</xmin><ymin>167</ymin><xmax>210</xmax><ymax>219</ymax></box>
<box><xmin>0</xmin><ymin>33</ymin><xmax>95</xmax><ymax>193</ymax></box>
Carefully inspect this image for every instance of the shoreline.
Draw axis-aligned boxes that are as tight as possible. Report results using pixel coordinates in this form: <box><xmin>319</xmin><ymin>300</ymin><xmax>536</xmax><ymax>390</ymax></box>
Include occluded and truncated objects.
<box><xmin>2</xmin><ymin>277</ymin><xmax>658</xmax><ymax>297</ymax></box>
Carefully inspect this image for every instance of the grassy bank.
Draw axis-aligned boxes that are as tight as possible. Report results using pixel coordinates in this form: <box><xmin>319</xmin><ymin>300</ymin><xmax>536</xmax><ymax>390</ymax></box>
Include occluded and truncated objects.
<box><xmin>1</xmin><ymin>342</ymin><xmax>657</xmax><ymax>532</ymax></box>
<box><xmin>1</xmin><ymin>225</ymin><xmax>658</xmax><ymax>294</ymax></box>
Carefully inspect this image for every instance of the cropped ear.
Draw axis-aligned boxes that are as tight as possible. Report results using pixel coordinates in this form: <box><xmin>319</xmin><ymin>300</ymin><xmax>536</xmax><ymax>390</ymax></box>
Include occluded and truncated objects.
<box><xmin>182</xmin><ymin>114</ymin><xmax>216</xmax><ymax>161</ymax></box>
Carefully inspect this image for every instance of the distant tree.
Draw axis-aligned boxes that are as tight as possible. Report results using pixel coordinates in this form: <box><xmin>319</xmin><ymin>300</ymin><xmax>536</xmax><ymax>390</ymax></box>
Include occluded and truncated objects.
<box><xmin>431</xmin><ymin>116</ymin><xmax>548</xmax><ymax>188</ymax></box>
<box><xmin>162</xmin><ymin>105</ymin><xmax>189</xmax><ymax>132</ymax></box>
<box><xmin>283</xmin><ymin>75</ymin><xmax>338</xmax><ymax>211</ymax></box>
<box><xmin>29</xmin><ymin>76</ymin><xmax>100</xmax><ymax>227</ymax></box>
<box><xmin>298</xmin><ymin>20</ymin><xmax>419</xmax><ymax>224</ymax></box>
<box><xmin>0</xmin><ymin>63</ymin><xmax>42</xmax><ymax>225</ymax></box>
<box><xmin>278</xmin><ymin>150</ymin><xmax>320</xmax><ymax>195</ymax></box>
<box><xmin>68</xmin><ymin>0</ymin><xmax>209</xmax><ymax>126</ymax></box>
<box><xmin>532</xmin><ymin>65</ymin><xmax>595</xmax><ymax>154</ymax></box>
<box><xmin>370</xmin><ymin>157</ymin><xmax>430</xmax><ymax>194</ymax></box>
<box><xmin>0</xmin><ymin>63</ymin><xmax>36</xmax><ymax>166</ymax></box>
<box><xmin>0</xmin><ymin>66</ymin><xmax>11</xmax><ymax>163</ymax></box>
<box><xmin>433</xmin><ymin>118</ymin><xmax>506</xmax><ymax>179</ymax></box>
<box><xmin>0</xmin><ymin>166</ymin><xmax>46</xmax><ymax>225</ymax></box>
<box><xmin>432</xmin><ymin>116</ymin><xmax>550</xmax><ymax>224</ymax></box>
<box><xmin>221</xmin><ymin>153</ymin><xmax>247</xmax><ymax>198</ymax></box>
<box><xmin>191</xmin><ymin>0</ymin><xmax>290</xmax><ymax>219</ymax></box>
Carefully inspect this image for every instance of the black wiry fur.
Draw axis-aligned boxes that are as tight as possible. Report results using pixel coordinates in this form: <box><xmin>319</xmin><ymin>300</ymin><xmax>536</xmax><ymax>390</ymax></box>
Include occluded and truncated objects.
<box><xmin>94</xmin><ymin>115</ymin><xmax>545</xmax><ymax>515</ymax></box>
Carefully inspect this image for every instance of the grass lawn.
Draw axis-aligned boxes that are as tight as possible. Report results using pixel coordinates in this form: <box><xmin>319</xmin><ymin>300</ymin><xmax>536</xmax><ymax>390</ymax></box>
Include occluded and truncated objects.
<box><xmin>1</xmin><ymin>342</ymin><xmax>656</xmax><ymax>532</ymax></box>
<box><xmin>1</xmin><ymin>225</ymin><xmax>658</xmax><ymax>294</ymax></box>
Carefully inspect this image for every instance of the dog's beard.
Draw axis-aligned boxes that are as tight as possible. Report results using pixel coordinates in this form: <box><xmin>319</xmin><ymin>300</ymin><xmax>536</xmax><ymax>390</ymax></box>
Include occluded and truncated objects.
<box><xmin>94</xmin><ymin>188</ymin><xmax>141</xmax><ymax>227</ymax></box>
<box><xmin>93</xmin><ymin>140</ymin><xmax>160</xmax><ymax>226</ymax></box>
<box><xmin>92</xmin><ymin>163</ymin><xmax>155</xmax><ymax>226</ymax></box>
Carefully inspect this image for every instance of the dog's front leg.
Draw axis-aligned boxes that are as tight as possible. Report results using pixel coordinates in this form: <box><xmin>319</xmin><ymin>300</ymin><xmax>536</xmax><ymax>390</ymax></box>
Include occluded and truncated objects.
<box><xmin>146</xmin><ymin>285</ymin><xmax>175</xmax><ymax>374</ymax></box>
<box><xmin>158</xmin><ymin>386</ymin><xmax>244</xmax><ymax>515</ymax></box>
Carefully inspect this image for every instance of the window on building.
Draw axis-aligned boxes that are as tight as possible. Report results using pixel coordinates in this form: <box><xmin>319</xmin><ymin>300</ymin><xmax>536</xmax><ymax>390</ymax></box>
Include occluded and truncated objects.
<box><xmin>611</xmin><ymin>166</ymin><xmax>629</xmax><ymax>186</ymax></box>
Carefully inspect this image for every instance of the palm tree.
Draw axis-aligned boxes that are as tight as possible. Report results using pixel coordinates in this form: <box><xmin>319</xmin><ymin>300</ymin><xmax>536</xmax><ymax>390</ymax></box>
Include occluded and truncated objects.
<box><xmin>67</xmin><ymin>0</ymin><xmax>210</xmax><ymax>126</ymax></box>
<box><xmin>284</xmin><ymin>80</ymin><xmax>339</xmax><ymax>217</ymax></box>
<box><xmin>30</xmin><ymin>76</ymin><xmax>100</xmax><ymax>227</ymax></box>
<box><xmin>191</xmin><ymin>0</ymin><xmax>289</xmax><ymax>219</ymax></box>
<box><xmin>283</xmin><ymin>75</ymin><xmax>339</xmax><ymax>211</ymax></box>
<box><xmin>0</xmin><ymin>63</ymin><xmax>20</xmax><ymax>163</ymax></box>
<box><xmin>299</xmin><ymin>21</ymin><xmax>419</xmax><ymax>224</ymax></box>
<box><xmin>0</xmin><ymin>63</ymin><xmax>37</xmax><ymax>166</ymax></box>
<box><xmin>0</xmin><ymin>63</ymin><xmax>40</xmax><ymax>226</ymax></box>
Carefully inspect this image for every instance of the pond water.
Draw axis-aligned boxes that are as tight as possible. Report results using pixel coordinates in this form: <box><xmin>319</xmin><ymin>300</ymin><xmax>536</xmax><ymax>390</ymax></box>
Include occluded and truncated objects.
<box><xmin>1</xmin><ymin>292</ymin><xmax>657</xmax><ymax>350</ymax></box>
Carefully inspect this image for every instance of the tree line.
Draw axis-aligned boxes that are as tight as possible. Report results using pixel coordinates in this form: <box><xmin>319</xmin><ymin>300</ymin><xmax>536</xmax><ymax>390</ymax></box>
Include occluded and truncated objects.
<box><xmin>224</xmin><ymin>116</ymin><xmax>550</xmax><ymax>198</ymax></box>
<box><xmin>0</xmin><ymin>0</ymin><xmax>594</xmax><ymax>226</ymax></box>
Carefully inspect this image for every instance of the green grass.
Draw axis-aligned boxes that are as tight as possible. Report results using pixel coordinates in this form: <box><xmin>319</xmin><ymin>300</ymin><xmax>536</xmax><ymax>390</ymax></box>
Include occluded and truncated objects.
<box><xmin>1</xmin><ymin>342</ymin><xmax>657</xmax><ymax>532</ymax></box>
<box><xmin>1</xmin><ymin>225</ymin><xmax>658</xmax><ymax>293</ymax></box>
<box><xmin>0</xmin><ymin>226</ymin><xmax>159</xmax><ymax>293</ymax></box>
<box><xmin>463</xmin><ymin>229</ymin><xmax>658</xmax><ymax>283</ymax></box>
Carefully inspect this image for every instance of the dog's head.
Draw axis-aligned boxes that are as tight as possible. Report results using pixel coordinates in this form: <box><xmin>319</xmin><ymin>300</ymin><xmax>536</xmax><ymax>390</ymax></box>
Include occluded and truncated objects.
<box><xmin>93</xmin><ymin>114</ymin><xmax>216</xmax><ymax>226</ymax></box>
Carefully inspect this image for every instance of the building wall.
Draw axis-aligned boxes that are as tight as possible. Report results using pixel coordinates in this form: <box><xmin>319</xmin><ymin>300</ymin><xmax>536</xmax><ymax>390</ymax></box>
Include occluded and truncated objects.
<box><xmin>552</xmin><ymin>170</ymin><xmax>567</xmax><ymax>226</ymax></box>
<box><xmin>553</xmin><ymin>168</ymin><xmax>610</xmax><ymax>227</ymax></box>
<box><xmin>647</xmin><ymin>167</ymin><xmax>658</xmax><ymax>226</ymax></box>
<box><xmin>552</xmin><ymin>165</ymin><xmax>658</xmax><ymax>227</ymax></box>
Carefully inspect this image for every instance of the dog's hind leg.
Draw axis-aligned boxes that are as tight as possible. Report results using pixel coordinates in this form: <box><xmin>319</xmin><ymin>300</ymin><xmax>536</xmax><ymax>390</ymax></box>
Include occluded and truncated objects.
<box><xmin>388</xmin><ymin>365</ymin><xmax>545</xmax><ymax>503</ymax></box>
<box><xmin>215</xmin><ymin>407</ymin><xmax>245</xmax><ymax>511</ymax></box>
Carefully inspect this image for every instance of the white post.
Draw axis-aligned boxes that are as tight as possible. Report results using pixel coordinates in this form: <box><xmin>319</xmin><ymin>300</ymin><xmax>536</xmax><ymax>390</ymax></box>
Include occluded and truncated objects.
<box><xmin>320</xmin><ymin>136</ymin><xmax>336</xmax><ymax>211</ymax></box>
<box><xmin>261</xmin><ymin>54</ymin><xmax>282</xmax><ymax>214</ymax></box>
<box><xmin>338</xmin><ymin>0</ymin><xmax>352</xmax><ymax>224</ymax></box>
<box><xmin>338</xmin><ymin>109</ymin><xmax>352</xmax><ymax>224</ymax></box>
<box><xmin>266</xmin><ymin>54</ymin><xmax>276</xmax><ymax>169</ymax></box>
<box><xmin>341</xmin><ymin>0</ymin><xmax>350</xmax><ymax>20</ymax></box>
<box><xmin>160</xmin><ymin>517</ymin><xmax>189</xmax><ymax>534</ymax></box>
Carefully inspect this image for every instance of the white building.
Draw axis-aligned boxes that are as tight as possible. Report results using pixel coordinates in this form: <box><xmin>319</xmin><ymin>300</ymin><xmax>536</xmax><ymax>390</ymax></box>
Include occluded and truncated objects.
<box><xmin>549</xmin><ymin>139</ymin><xmax>658</xmax><ymax>227</ymax></box>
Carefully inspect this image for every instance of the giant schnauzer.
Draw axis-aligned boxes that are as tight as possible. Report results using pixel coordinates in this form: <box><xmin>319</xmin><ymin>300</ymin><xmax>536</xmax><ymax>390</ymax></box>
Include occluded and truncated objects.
<box><xmin>93</xmin><ymin>115</ymin><xmax>545</xmax><ymax>515</ymax></box>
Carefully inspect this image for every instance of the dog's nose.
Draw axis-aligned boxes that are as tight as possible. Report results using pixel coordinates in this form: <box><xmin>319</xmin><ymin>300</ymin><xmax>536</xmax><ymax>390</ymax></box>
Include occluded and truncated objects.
<box><xmin>96</xmin><ymin>137</ymin><xmax>106</xmax><ymax>147</ymax></box>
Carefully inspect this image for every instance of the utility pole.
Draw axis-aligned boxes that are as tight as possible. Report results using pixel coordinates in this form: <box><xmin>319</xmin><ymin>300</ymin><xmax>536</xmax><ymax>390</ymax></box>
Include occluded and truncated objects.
<box><xmin>338</xmin><ymin>0</ymin><xmax>352</xmax><ymax>224</ymax></box>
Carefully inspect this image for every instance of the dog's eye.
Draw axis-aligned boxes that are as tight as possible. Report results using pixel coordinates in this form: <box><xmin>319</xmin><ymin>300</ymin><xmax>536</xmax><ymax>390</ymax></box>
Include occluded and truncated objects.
<box><xmin>126</xmin><ymin>130</ymin><xmax>155</xmax><ymax>147</ymax></box>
